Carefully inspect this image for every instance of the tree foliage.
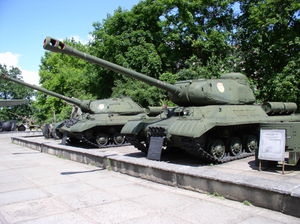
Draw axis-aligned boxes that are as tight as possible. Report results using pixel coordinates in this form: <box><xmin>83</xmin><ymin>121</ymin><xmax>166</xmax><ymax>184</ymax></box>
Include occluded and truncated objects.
<box><xmin>237</xmin><ymin>0</ymin><xmax>300</xmax><ymax>104</ymax></box>
<box><xmin>90</xmin><ymin>0</ymin><xmax>238</xmax><ymax>106</ymax></box>
<box><xmin>36</xmin><ymin>0</ymin><xmax>300</xmax><ymax>121</ymax></box>
<box><xmin>35</xmin><ymin>39</ymin><xmax>96</xmax><ymax>122</ymax></box>
<box><xmin>0</xmin><ymin>64</ymin><xmax>35</xmax><ymax>121</ymax></box>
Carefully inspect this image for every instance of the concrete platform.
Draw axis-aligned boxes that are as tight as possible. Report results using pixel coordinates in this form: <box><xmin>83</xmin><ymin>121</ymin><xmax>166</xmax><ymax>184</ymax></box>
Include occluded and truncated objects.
<box><xmin>2</xmin><ymin>132</ymin><xmax>300</xmax><ymax>223</ymax></box>
<box><xmin>11</xmin><ymin>134</ymin><xmax>300</xmax><ymax>218</ymax></box>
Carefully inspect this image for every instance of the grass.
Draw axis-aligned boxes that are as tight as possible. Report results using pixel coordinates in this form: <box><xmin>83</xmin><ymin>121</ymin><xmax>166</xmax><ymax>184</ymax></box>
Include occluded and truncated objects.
<box><xmin>242</xmin><ymin>200</ymin><xmax>252</xmax><ymax>206</ymax></box>
<box><xmin>208</xmin><ymin>192</ymin><xmax>225</xmax><ymax>199</ymax></box>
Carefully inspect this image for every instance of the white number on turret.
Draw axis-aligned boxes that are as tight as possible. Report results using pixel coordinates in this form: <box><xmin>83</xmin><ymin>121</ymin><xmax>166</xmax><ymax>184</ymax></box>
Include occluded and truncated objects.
<box><xmin>217</xmin><ymin>82</ymin><xmax>225</xmax><ymax>93</ymax></box>
<box><xmin>98</xmin><ymin>104</ymin><xmax>105</xmax><ymax>110</ymax></box>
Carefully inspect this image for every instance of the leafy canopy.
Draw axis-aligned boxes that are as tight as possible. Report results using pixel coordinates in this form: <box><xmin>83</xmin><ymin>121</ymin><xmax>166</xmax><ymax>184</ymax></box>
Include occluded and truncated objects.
<box><xmin>0</xmin><ymin>64</ymin><xmax>35</xmax><ymax>121</ymax></box>
<box><xmin>36</xmin><ymin>0</ymin><xmax>300</xmax><ymax>121</ymax></box>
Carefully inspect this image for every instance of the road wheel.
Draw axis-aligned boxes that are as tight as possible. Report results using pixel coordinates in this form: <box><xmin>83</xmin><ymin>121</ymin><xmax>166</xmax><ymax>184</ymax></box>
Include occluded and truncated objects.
<box><xmin>209</xmin><ymin>139</ymin><xmax>226</xmax><ymax>160</ymax></box>
<box><xmin>113</xmin><ymin>133</ymin><xmax>125</xmax><ymax>145</ymax></box>
<box><xmin>245</xmin><ymin>135</ymin><xmax>258</xmax><ymax>153</ymax></box>
<box><xmin>229</xmin><ymin>137</ymin><xmax>243</xmax><ymax>156</ymax></box>
<box><xmin>96</xmin><ymin>134</ymin><xmax>109</xmax><ymax>147</ymax></box>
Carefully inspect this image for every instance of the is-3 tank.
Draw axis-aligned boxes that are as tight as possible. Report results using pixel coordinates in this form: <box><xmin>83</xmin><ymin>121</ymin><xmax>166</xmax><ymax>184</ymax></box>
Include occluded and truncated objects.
<box><xmin>1</xmin><ymin>73</ymin><xmax>148</xmax><ymax>147</ymax></box>
<box><xmin>44</xmin><ymin>37</ymin><xmax>300</xmax><ymax>163</ymax></box>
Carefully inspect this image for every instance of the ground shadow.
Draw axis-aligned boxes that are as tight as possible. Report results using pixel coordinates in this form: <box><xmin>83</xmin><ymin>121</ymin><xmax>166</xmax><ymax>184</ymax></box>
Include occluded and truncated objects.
<box><xmin>248</xmin><ymin>160</ymin><xmax>300</xmax><ymax>173</ymax></box>
<box><xmin>60</xmin><ymin>168</ymin><xmax>105</xmax><ymax>175</ymax></box>
<box><xmin>59</xmin><ymin>141</ymin><xmax>96</xmax><ymax>149</ymax></box>
<box><xmin>12</xmin><ymin>152</ymin><xmax>40</xmax><ymax>155</ymax></box>
<box><xmin>124</xmin><ymin>149</ymin><xmax>208</xmax><ymax>167</ymax></box>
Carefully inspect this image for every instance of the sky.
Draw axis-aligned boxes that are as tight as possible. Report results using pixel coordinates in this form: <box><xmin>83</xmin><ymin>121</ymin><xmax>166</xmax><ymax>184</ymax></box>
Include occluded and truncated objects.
<box><xmin>0</xmin><ymin>0</ymin><xmax>141</xmax><ymax>85</ymax></box>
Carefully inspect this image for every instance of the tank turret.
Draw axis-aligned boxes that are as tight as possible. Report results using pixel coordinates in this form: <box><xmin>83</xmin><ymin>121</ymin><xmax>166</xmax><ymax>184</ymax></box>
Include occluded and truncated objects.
<box><xmin>0</xmin><ymin>74</ymin><xmax>144</xmax><ymax>115</ymax></box>
<box><xmin>43</xmin><ymin>37</ymin><xmax>256</xmax><ymax>106</ymax></box>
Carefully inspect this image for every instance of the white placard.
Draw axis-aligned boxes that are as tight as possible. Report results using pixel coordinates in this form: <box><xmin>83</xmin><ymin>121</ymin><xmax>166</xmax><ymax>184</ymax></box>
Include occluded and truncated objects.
<box><xmin>258</xmin><ymin>129</ymin><xmax>286</xmax><ymax>161</ymax></box>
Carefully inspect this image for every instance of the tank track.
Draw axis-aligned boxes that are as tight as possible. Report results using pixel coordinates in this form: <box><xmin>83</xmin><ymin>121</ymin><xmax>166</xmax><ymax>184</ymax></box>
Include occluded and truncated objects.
<box><xmin>148</xmin><ymin>127</ymin><xmax>254</xmax><ymax>164</ymax></box>
<box><xmin>125</xmin><ymin>135</ymin><xmax>148</xmax><ymax>153</ymax></box>
<box><xmin>70</xmin><ymin>135</ymin><xmax>131</xmax><ymax>149</ymax></box>
<box><xmin>181</xmin><ymin>137</ymin><xmax>254</xmax><ymax>164</ymax></box>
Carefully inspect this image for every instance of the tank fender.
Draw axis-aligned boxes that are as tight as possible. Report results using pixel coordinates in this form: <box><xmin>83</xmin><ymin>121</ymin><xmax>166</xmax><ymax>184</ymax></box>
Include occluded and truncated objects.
<box><xmin>121</xmin><ymin>120</ymin><xmax>148</xmax><ymax>135</ymax></box>
<box><xmin>168</xmin><ymin>119</ymin><xmax>215</xmax><ymax>138</ymax></box>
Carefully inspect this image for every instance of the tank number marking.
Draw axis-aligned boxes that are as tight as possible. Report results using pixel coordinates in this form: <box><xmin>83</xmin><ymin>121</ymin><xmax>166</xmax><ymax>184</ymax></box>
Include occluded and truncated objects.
<box><xmin>98</xmin><ymin>104</ymin><xmax>105</xmax><ymax>110</ymax></box>
<box><xmin>217</xmin><ymin>82</ymin><xmax>225</xmax><ymax>93</ymax></box>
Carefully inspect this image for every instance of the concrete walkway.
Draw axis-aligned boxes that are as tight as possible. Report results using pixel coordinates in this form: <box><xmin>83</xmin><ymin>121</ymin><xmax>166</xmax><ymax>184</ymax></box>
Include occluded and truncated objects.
<box><xmin>0</xmin><ymin>133</ymin><xmax>299</xmax><ymax>224</ymax></box>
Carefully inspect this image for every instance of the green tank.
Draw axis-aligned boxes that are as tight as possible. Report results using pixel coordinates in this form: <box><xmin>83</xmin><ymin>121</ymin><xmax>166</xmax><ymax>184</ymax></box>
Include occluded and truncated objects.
<box><xmin>0</xmin><ymin>73</ymin><xmax>148</xmax><ymax>147</ymax></box>
<box><xmin>43</xmin><ymin>37</ymin><xmax>300</xmax><ymax>163</ymax></box>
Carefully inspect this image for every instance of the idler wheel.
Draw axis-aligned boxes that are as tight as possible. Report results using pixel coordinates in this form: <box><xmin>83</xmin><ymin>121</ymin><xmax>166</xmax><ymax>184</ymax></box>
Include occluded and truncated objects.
<box><xmin>245</xmin><ymin>135</ymin><xmax>258</xmax><ymax>153</ymax></box>
<box><xmin>229</xmin><ymin>137</ymin><xmax>242</xmax><ymax>156</ymax></box>
<box><xmin>96</xmin><ymin>134</ymin><xmax>109</xmax><ymax>147</ymax></box>
<box><xmin>209</xmin><ymin>139</ymin><xmax>226</xmax><ymax>160</ymax></box>
<box><xmin>113</xmin><ymin>133</ymin><xmax>125</xmax><ymax>145</ymax></box>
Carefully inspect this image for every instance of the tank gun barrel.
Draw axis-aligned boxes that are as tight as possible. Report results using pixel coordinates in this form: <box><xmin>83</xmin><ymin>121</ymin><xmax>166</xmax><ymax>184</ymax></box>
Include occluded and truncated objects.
<box><xmin>0</xmin><ymin>73</ymin><xmax>90</xmax><ymax>112</ymax></box>
<box><xmin>43</xmin><ymin>37</ymin><xmax>180</xmax><ymax>95</ymax></box>
<box><xmin>0</xmin><ymin>99</ymin><xmax>28</xmax><ymax>107</ymax></box>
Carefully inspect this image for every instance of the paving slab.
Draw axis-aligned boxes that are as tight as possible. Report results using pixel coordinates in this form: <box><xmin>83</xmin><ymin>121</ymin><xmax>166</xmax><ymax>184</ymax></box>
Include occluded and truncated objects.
<box><xmin>78</xmin><ymin>200</ymin><xmax>152</xmax><ymax>224</ymax></box>
<box><xmin>0</xmin><ymin>188</ymin><xmax>49</xmax><ymax>206</ymax></box>
<box><xmin>56</xmin><ymin>189</ymin><xmax>120</xmax><ymax>209</ymax></box>
<box><xmin>0</xmin><ymin>132</ymin><xmax>299</xmax><ymax>223</ymax></box>
<box><xmin>0</xmin><ymin>197</ymin><xmax>69</xmax><ymax>223</ymax></box>
<box><xmin>18</xmin><ymin>211</ymin><xmax>95</xmax><ymax>224</ymax></box>
<box><xmin>10</xmin><ymin>133</ymin><xmax>300</xmax><ymax>217</ymax></box>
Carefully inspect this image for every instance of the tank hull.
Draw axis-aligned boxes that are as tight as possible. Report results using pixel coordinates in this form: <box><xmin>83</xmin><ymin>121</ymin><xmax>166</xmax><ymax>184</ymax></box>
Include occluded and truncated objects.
<box><xmin>59</xmin><ymin>113</ymin><xmax>147</xmax><ymax>147</ymax></box>
<box><xmin>122</xmin><ymin>105</ymin><xmax>300</xmax><ymax>163</ymax></box>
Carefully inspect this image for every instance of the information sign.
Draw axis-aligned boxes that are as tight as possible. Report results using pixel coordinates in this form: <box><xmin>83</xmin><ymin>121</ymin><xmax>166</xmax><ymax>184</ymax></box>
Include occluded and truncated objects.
<box><xmin>258</xmin><ymin>129</ymin><xmax>286</xmax><ymax>161</ymax></box>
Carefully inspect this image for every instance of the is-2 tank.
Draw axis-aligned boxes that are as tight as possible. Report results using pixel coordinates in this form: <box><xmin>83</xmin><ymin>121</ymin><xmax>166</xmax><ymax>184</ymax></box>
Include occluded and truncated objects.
<box><xmin>43</xmin><ymin>37</ymin><xmax>300</xmax><ymax>163</ymax></box>
<box><xmin>0</xmin><ymin>73</ymin><xmax>149</xmax><ymax>147</ymax></box>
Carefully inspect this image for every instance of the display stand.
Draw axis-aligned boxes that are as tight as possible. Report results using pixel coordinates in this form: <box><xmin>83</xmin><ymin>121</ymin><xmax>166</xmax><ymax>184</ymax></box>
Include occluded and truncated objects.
<box><xmin>147</xmin><ymin>136</ymin><xmax>165</xmax><ymax>161</ymax></box>
<box><xmin>258</xmin><ymin>129</ymin><xmax>286</xmax><ymax>174</ymax></box>
<box><xmin>258</xmin><ymin>159</ymin><xmax>285</xmax><ymax>174</ymax></box>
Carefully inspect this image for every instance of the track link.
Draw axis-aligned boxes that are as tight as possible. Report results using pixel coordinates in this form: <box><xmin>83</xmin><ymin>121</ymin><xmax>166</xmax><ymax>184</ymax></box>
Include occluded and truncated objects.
<box><xmin>125</xmin><ymin>135</ymin><xmax>147</xmax><ymax>153</ymax></box>
<box><xmin>181</xmin><ymin>137</ymin><xmax>254</xmax><ymax>164</ymax></box>
<box><xmin>65</xmin><ymin>135</ymin><xmax>131</xmax><ymax>149</ymax></box>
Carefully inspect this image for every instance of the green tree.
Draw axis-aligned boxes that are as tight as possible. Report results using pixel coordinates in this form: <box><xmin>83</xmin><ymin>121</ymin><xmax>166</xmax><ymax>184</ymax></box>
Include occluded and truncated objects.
<box><xmin>36</xmin><ymin>0</ymin><xmax>300</xmax><ymax>113</ymax></box>
<box><xmin>36</xmin><ymin>39</ymin><xmax>95</xmax><ymax>122</ymax></box>
<box><xmin>0</xmin><ymin>64</ymin><xmax>35</xmax><ymax>121</ymax></box>
<box><xmin>237</xmin><ymin>0</ymin><xmax>300</xmax><ymax>104</ymax></box>
<box><xmin>90</xmin><ymin>0</ymin><xmax>237</xmax><ymax>106</ymax></box>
